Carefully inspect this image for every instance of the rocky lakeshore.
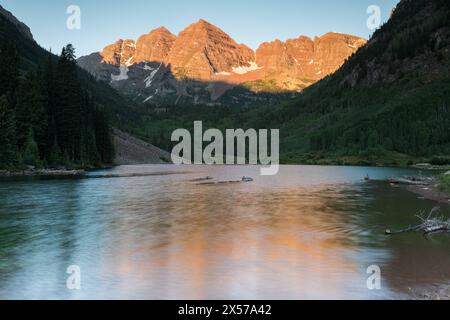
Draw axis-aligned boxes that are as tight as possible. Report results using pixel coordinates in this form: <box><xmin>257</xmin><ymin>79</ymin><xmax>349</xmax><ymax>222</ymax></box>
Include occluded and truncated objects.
<box><xmin>389</xmin><ymin>174</ymin><xmax>450</xmax><ymax>204</ymax></box>
<box><xmin>388</xmin><ymin>172</ymin><xmax>450</xmax><ymax>300</ymax></box>
<box><xmin>410</xmin><ymin>284</ymin><xmax>450</xmax><ymax>300</ymax></box>
<box><xmin>405</xmin><ymin>183</ymin><xmax>450</xmax><ymax>204</ymax></box>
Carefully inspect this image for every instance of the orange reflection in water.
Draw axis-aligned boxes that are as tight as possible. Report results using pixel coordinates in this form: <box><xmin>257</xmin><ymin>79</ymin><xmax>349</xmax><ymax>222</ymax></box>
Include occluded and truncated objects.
<box><xmin>98</xmin><ymin>180</ymin><xmax>367</xmax><ymax>299</ymax></box>
<box><xmin>3</xmin><ymin>165</ymin><xmax>449</xmax><ymax>300</ymax></box>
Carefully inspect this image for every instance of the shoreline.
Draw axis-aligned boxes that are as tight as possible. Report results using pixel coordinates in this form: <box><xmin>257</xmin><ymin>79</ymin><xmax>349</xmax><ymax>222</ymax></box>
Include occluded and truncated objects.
<box><xmin>409</xmin><ymin>284</ymin><xmax>450</xmax><ymax>300</ymax></box>
<box><xmin>1</xmin><ymin>162</ymin><xmax>449</xmax><ymax>179</ymax></box>
<box><xmin>398</xmin><ymin>177</ymin><xmax>450</xmax><ymax>204</ymax></box>
<box><xmin>0</xmin><ymin>168</ymin><xmax>85</xmax><ymax>178</ymax></box>
<box><xmin>405</xmin><ymin>183</ymin><xmax>450</xmax><ymax>204</ymax></box>
<box><xmin>394</xmin><ymin>175</ymin><xmax>450</xmax><ymax>300</ymax></box>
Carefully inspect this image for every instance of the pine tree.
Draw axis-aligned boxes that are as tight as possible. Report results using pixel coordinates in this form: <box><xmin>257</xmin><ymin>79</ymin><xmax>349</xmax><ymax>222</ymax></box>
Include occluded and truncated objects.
<box><xmin>0</xmin><ymin>40</ymin><xmax>115</xmax><ymax>169</ymax></box>
<box><xmin>54</xmin><ymin>44</ymin><xmax>83</xmax><ymax>162</ymax></box>
<box><xmin>0</xmin><ymin>41</ymin><xmax>19</xmax><ymax>101</ymax></box>
<box><xmin>22</xmin><ymin>128</ymin><xmax>40</xmax><ymax>167</ymax></box>
<box><xmin>15</xmin><ymin>71</ymin><xmax>48</xmax><ymax>153</ymax></box>
<box><xmin>94</xmin><ymin>105</ymin><xmax>115</xmax><ymax>164</ymax></box>
<box><xmin>0</xmin><ymin>97</ymin><xmax>17</xmax><ymax>168</ymax></box>
<box><xmin>48</xmin><ymin>136</ymin><xmax>62</xmax><ymax>167</ymax></box>
<box><xmin>44</xmin><ymin>53</ymin><xmax>57</xmax><ymax>161</ymax></box>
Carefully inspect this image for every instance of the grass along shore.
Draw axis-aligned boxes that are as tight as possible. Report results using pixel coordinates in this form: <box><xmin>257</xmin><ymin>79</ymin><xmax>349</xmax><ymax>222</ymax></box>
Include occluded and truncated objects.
<box><xmin>439</xmin><ymin>173</ymin><xmax>450</xmax><ymax>193</ymax></box>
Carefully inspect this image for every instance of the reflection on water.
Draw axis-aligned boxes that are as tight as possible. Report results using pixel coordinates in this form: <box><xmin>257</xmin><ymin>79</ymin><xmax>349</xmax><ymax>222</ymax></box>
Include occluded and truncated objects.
<box><xmin>0</xmin><ymin>165</ymin><xmax>449</xmax><ymax>299</ymax></box>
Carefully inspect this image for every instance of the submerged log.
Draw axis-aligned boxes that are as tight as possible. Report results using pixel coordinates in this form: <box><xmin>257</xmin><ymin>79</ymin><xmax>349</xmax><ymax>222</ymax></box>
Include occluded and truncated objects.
<box><xmin>385</xmin><ymin>225</ymin><xmax>422</xmax><ymax>235</ymax></box>
<box><xmin>386</xmin><ymin>207</ymin><xmax>450</xmax><ymax>236</ymax></box>
<box><xmin>388</xmin><ymin>176</ymin><xmax>430</xmax><ymax>186</ymax></box>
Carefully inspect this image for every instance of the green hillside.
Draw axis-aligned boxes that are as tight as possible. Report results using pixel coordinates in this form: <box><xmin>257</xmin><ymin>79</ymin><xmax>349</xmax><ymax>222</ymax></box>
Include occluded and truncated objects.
<box><xmin>269</xmin><ymin>0</ymin><xmax>450</xmax><ymax>165</ymax></box>
<box><xmin>136</xmin><ymin>0</ymin><xmax>450</xmax><ymax>166</ymax></box>
<box><xmin>0</xmin><ymin>7</ymin><xmax>140</xmax><ymax>169</ymax></box>
<box><xmin>2</xmin><ymin>0</ymin><xmax>449</xmax><ymax>168</ymax></box>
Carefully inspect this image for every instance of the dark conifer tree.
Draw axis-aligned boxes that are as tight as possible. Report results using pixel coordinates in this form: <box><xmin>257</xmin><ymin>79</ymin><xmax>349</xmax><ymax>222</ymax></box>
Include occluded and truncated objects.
<box><xmin>0</xmin><ymin>41</ymin><xmax>19</xmax><ymax>103</ymax></box>
<box><xmin>0</xmin><ymin>97</ymin><xmax>17</xmax><ymax>168</ymax></box>
<box><xmin>94</xmin><ymin>105</ymin><xmax>115</xmax><ymax>164</ymax></box>
<box><xmin>54</xmin><ymin>44</ymin><xmax>83</xmax><ymax>162</ymax></box>
<box><xmin>0</xmin><ymin>41</ymin><xmax>19</xmax><ymax>168</ymax></box>
<box><xmin>0</xmin><ymin>41</ymin><xmax>115</xmax><ymax>169</ymax></box>
<box><xmin>15</xmin><ymin>71</ymin><xmax>48</xmax><ymax>154</ymax></box>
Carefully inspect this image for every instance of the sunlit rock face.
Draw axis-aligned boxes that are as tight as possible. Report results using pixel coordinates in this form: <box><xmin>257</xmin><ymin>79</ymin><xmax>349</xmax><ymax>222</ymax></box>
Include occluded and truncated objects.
<box><xmin>79</xmin><ymin>20</ymin><xmax>365</xmax><ymax>105</ymax></box>
<box><xmin>166</xmin><ymin>19</ymin><xmax>256</xmax><ymax>81</ymax></box>
<box><xmin>100</xmin><ymin>39</ymin><xmax>136</xmax><ymax>66</ymax></box>
<box><xmin>134</xmin><ymin>27</ymin><xmax>176</xmax><ymax>64</ymax></box>
<box><xmin>255</xmin><ymin>33</ymin><xmax>367</xmax><ymax>90</ymax></box>
<box><xmin>311</xmin><ymin>33</ymin><xmax>367</xmax><ymax>77</ymax></box>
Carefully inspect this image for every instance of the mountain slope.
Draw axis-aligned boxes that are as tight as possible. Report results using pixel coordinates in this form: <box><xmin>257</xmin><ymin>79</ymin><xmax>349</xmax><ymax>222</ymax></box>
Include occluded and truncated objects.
<box><xmin>0</xmin><ymin>5</ymin><xmax>44</xmax><ymax>70</ymax></box>
<box><xmin>135</xmin><ymin>27</ymin><xmax>176</xmax><ymax>64</ymax></box>
<box><xmin>167</xmin><ymin>19</ymin><xmax>255</xmax><ymax>80</ymax></box>
<box><xmin>78</xmin><ymin>20</ymin><xmax>365</xmax><ymax>106</ymax></box>
<box><xmin>255</xmin><ymin>32</ymin><xmax>367</xmax><ymax>91</ymax></box>
<box><xmin>0</xmin><ymin>5</ymin><xmax>33</xmax><ymax>40</ymax></box>
<box><xmin>0</xmin><ymin>4</ymin><xmax>169</xmax><ymax>168</ymax></box>
<box><xmin>134</xmin><ymin>0</ymin><xmax>450</xmax><ymax>166</ymax></box>
<box><xmin>113</xmin><ymin>129</ymin><xmax>171</xmax><ymax>165</ymax></box>
<box><xmin>0</xmin><ymin>4</ymin><xmax>147</xmax><ymax>129</ymax></box>
<box><xmin>256</xmin><ymin>0</ymin><xmax>450</xmax><ymax>164</ymax></box>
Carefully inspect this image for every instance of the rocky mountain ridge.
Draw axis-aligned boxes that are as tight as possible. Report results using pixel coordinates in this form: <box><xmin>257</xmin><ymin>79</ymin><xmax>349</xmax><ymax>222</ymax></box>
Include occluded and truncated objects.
<box><xmin>78</xmin><ymin>19</ymin><xmax>367</xmax><ymax>106</ymax></box>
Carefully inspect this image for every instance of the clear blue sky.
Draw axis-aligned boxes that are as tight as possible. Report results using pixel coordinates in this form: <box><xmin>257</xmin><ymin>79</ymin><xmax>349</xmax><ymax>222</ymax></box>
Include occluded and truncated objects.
<box><xmin>1</xmin><ymin>0</ymin><xmax>400</xmax><ymax>57</ymax></box>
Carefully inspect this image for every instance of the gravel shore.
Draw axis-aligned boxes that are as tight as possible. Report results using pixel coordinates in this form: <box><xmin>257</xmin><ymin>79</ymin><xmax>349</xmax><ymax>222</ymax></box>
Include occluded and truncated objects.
<box><xmin>403</xmin><ymin>178</ymin><xmax>450</xmax><ymax>204</ymax></box>
<box><xmin>410</xmin><ymin>284</ymin><xmax>450</xmax><ymax>300</ymax></box>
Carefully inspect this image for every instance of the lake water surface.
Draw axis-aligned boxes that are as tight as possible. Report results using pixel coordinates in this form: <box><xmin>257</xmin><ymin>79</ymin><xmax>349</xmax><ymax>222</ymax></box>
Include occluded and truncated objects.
<box><xmin>1</xmin><ymin>165</ymin><xmax>449</xmax><ymax>299</ymax></box>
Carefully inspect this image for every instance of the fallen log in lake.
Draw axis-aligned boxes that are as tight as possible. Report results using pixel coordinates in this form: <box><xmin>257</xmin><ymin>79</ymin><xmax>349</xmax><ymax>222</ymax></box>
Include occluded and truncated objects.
<box><xmin>197</xmin><ymin>176</ymin><xmax>254</xmax><ymax>186</ymax></box>
<box><xmin>388</xmin><ymin>176</ymin><xmax>433</xmax><ymax>186</ymax></box>
<box><xmin>386</xmin><ymin>207</ymin><xmax>450</xmax><ymax>236</ymax></box>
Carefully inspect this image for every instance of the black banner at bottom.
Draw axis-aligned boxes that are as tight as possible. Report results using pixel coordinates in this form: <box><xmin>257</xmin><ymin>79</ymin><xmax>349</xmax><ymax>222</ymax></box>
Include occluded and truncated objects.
<box><xmin>0</xmin><ymin>300</ymin><xmax>447</xmax><ymax>318</ymax></box>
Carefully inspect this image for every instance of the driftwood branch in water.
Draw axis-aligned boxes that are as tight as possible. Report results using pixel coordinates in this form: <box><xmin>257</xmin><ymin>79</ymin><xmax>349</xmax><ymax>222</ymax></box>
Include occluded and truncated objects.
<box><xmin>386</xmin><ymin>207</ymin><xmax>450</xmax><ymax>236</ymax></box>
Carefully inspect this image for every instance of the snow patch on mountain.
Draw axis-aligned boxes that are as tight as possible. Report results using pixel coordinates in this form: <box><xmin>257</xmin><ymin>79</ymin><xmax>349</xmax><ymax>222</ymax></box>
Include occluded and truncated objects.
<box><xmin>144</xmin><ymin>89</ymin><xmax>159</xmax><ymax>103</ymax></box>
<box><xmin>144</xmin><ymin>64</ymin><xmax>161</xmax><ymax>88</ymax></box>
<box><xmin>111</xmin><ymin>65</ymin><xmax>129</xmax><ymax>81</ymax></box>
<box><xmin>124</xmin><ymin>57</ymin><xmax>134</xmax><ymax>67</ymax></box>
<box><xmin>144</xmin><ymin>64</ymin><xmax>154</xmax><ymax>71</ymax></box>
<box><xmin>232</xmin><ymin>62</ymin><xmax>263</xmax><ymax>75</ymax></box>
<box><xmin>215</xmin><ymin>71</ymin><xmax>231</xmax><ymax>76</ymax></box>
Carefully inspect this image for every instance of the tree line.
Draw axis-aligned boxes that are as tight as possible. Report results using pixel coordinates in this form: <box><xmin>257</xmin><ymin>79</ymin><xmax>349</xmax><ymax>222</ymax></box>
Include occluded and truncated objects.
<box><xmin>0</xmin><ymin>42</ymin><xmax>115</xmax><ymax>169</ymax></box>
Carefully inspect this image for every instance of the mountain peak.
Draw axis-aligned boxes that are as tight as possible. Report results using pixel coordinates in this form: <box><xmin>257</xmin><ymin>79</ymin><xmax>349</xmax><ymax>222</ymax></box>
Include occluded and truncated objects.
<box><xmin>186</xmin><ymin>19</ymin><xmax>224</xmax><ymax>35</ymax></box>
<box><xmin>150</xmin><ymin>26</ymin><xmax>174</xmax><ymax>36</ymax></box>
<box><xmin>195</xmin><ymin>19</ymin><xmax>212</xmax><ymax>26</ymax></box>
<box><xmin>319</xmin><ymin>32</ymin><xmax>366</xmax><ymax>43</ymax></box>
<box><xmin>80</xmin><ymin>19</ymin><xmax>366</xmax><ymax>104</ymax></box>
<box><xmin>167</xmin><ymin>19</ymin><xmax>255</xmax><ymax>79</ymax></box>
<box><xmin>134</xmin><ymin>27</ymin><xmax>176</xmax><ymax>64</ymax></box>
